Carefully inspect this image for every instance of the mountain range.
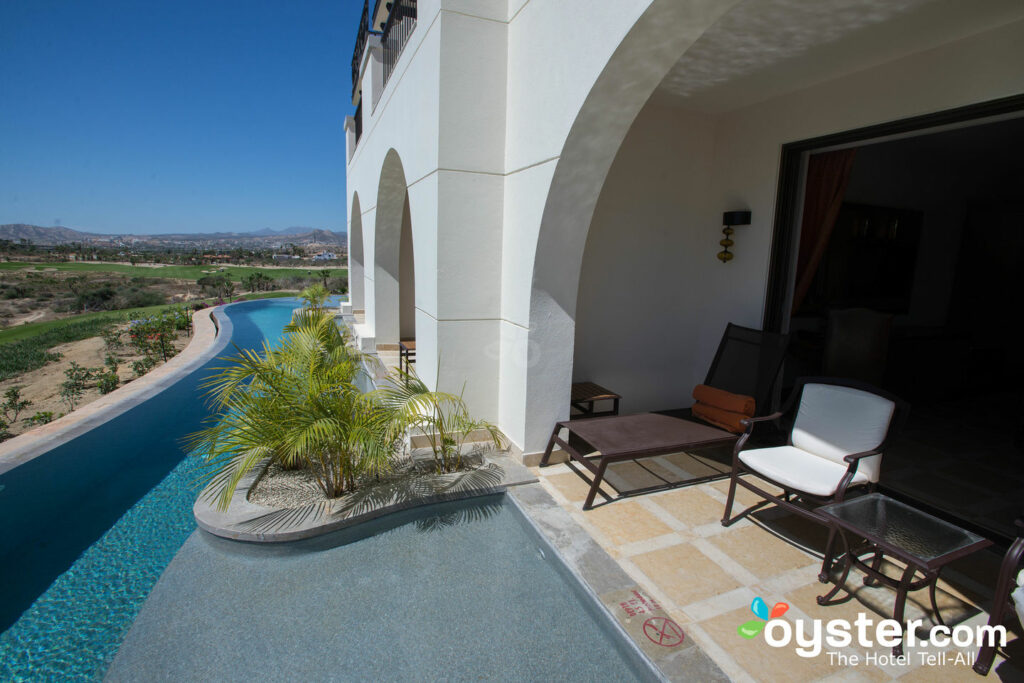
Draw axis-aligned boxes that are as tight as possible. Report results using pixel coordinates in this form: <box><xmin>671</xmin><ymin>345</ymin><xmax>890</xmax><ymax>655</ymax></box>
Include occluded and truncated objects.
<box><xmin>0</xmin><ymin>224</ymin><xmax>346</xmax><ymax>249</ymax></box>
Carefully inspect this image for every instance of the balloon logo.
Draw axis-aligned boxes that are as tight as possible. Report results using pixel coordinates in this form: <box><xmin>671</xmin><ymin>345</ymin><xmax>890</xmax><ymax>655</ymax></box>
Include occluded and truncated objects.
<box><xmin>737</xmin><ymin>597</ymin><xmax>789</xmax><ymax>639</ymax></box>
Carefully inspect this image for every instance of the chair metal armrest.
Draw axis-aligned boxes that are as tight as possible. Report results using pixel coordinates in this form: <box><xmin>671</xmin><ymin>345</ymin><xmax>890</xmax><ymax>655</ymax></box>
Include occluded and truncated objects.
<box><xmin>842</xmin><ymin>449</ymin><xmax>882</xmax><ymax>464</ymax></box>
<box><xmin>739</xmin><ymin>411</ymin><xmax>784</xmax><ymax>433</ymax></box>
<box><xmin>834</xmin><ymin>449</ymin><xmax>883</xmax><ymax>499</ymax></box>
<box><xmin>733</xmin><ymin>411</ymin><xmax>786</xmax><ymax>461</ymax></box>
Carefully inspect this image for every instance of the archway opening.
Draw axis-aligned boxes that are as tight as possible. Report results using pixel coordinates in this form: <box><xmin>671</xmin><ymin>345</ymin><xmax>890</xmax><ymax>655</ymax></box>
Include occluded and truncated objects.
<box><xmin>374</xmin><ymin>148</ymin><xmax>416</xmax><ymax>373</ymax></box>
<box><xmin>398</xmin><ymin>193</ymin><xmax>416</xmax><ymax>373</ymax></box>
<box><xmin>348</xmin><ymin>193</ymin><xmax>365</xmax><ymax>316</ymax></box>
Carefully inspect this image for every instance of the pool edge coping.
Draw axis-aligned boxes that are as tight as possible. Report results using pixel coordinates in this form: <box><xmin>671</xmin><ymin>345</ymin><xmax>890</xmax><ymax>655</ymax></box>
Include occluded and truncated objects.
<box><xmin>506</xmin><ymin>483</ymin><xmax>731</xmax><ymax>683</ymax></box>
<box><xmin>0</xmin><ymin>305</ymin><xmax>235</xmax><ymax>476</ymax></box>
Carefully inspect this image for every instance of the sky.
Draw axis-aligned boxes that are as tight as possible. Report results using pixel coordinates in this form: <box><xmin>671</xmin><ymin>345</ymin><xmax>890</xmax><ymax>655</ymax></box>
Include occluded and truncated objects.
<box><xmin>0</xmin><ymin>0</ymin><xmax>363</xmax><ymax>235</ymax></box>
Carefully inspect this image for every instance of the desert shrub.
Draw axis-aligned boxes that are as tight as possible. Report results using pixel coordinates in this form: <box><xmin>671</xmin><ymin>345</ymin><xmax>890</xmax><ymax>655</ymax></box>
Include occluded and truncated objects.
<box><xmin>97</xmin><ymin>371</ymin><xmax>119</xmax><ymax>395</ymax></box>
<box><xmin>73</xmin><ymin>284</ymin><xmax>117</xmax><ymax>312</ymax></box>
<box><xmin>26</xmin><ymin>411</ymin><xmax>54</xmax><ymax>426</ymax></box>
<box><xmin>132</xmin><ymin>356</ymin><xmax>159</xmax><ymax>378</ymax></box>
<box><xmin>327</xmin><ymin>276</ymin><xmax>348</xmax><ymax>294</ymax></box>
<box><xmin>0</xmin><ymin>419</ymin><xmax>10</xmax><ymax>442</ymax></box>
<box><xmin>59</xmin><ymin>361</ymin><xmax>94</xmax><ymax>411</ymax></box>
<box><xmin>1</xmin><ymin>386</ymin><xmax>30</xmax><ymax>423</ymax></box>
<box><xmin>122</xmin><ymin>289</ymin><xmax>164</xmax><ymax>308</ymax></box>
<box><xmin>101</xmin><ymin>327</ymin><xmax>122</xmax><ymax>351</ymax></box>
<box><xmin>197</xmin><ymin>275</ymin><xmax>234</xmax><ymax>298</ymax></box>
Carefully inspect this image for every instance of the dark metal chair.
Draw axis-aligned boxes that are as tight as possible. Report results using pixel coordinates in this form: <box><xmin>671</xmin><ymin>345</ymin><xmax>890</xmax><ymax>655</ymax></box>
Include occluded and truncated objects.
<box><xmin>975</xmin><ymin>518</ymin><xmax>1024</xmax><ymax>676</ymax></box>
<box><xmin>699</xmin><ymin>323</ymin><xmax>792</xmax><ymax>418</ymax></box>
<box><xmin>720</xmin><ymin>377</ymin><xmax>909</xmax><ymax>579</ymax></box>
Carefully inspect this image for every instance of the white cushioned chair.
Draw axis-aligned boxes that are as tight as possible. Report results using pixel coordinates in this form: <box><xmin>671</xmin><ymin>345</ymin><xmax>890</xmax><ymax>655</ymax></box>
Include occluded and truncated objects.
<box><xmin>720</xmin><ymin>377</ymin><xmax>908</xmax><ymax>562</ymax></box>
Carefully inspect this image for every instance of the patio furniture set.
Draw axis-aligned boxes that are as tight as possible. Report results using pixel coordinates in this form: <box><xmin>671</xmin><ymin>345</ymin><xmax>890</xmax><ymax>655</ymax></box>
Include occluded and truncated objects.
<box><xmin>542</xmin><ymin>322</ymin><xmax>1021</xmax><ymax>670</ymax></box>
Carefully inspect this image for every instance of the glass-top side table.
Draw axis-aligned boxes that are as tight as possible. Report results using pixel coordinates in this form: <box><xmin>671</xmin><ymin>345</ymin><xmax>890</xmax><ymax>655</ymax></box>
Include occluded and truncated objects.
<box><xmin>817</xmin><ymin>493</ymin><xmax>992</xmax><ymax>656</ymax></box>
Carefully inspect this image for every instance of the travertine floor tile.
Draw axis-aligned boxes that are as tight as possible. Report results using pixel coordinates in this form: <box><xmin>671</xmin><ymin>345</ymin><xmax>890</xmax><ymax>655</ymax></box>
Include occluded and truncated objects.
<box><xmin>631</xmin><ymin>542</ymin><xmax>742</xmax><ymax>606</ymax></box>
<box><xmin>708</xmin><ymin>525</ymin><xmax>818</xmax><ymax>579</ymax></box>
<box><xmin>651</xmin><ymin>487</ymin><xmax>726</xmax><ymax>527</ymax></box>
<box><xmin>584</xmin><ymin>499</ymin><xmax>674</xmax><ymax>546</ymax></box>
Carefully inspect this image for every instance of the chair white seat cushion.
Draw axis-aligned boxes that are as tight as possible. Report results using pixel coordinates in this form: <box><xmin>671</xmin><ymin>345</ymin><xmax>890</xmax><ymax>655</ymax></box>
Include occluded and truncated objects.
<box><xmin>791</xmin><ymin>383</ymin><xmax>895</xmax><ymax>483</ymax></box>
<box><xmin>738</xmin><ymin>445</ymin><xmax>871</xmax><ymax>497</ymax></box>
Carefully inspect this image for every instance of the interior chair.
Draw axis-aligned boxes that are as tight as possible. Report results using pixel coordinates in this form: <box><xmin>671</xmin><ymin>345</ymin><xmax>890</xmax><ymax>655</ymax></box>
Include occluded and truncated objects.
<box><xmin>974</xmin><ymin>518</ymin><xmax>1024</xmax><ymax>676</ymax></box>
<box><xmin>720</xmin><ymin>377</ymin><xmax>908</xmax><ymax>575</ymax></box>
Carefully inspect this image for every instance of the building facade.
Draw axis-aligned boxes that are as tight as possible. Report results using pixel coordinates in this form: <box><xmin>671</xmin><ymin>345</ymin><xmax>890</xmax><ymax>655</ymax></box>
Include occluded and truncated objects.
<box><xmin>344</xmin><ymin>0</ymin><xmax>1024</xmax><ymax>460</ymax></box>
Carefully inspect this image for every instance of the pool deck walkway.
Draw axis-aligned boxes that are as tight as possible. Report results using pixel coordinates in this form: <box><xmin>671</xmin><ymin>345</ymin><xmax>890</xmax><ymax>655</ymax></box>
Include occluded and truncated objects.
<box><xmin>533</xmin><ymin>455</ymin><xmax>1024</xmax><ymax>682</ymax></box>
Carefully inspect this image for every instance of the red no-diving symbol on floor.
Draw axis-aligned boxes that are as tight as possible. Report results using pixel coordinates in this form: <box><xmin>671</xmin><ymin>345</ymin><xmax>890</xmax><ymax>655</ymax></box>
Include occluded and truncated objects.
<box><xmin>642</xmin><ymin>617</ymin><xmax>685</xmax><ymax>647</ymax></box>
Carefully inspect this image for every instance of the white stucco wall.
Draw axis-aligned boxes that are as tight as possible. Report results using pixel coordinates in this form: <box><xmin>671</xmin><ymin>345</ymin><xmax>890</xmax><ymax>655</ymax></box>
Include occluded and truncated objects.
<box><xmin>347</xmin><ymin>0</ymin><xmax>1024</xmax><ymax>458</ymax></box>
<box><xmin>572</xmin><ymin>104</ymin><xmax>719</xmax><ymax>415</ymax></box>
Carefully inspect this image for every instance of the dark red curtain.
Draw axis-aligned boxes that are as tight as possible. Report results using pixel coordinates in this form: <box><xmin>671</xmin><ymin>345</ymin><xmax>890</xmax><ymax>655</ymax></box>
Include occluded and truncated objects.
<box><xmin>791</xmin><ymin>149</ymin><xmax>857</xmax><ymax>314</ymax></box>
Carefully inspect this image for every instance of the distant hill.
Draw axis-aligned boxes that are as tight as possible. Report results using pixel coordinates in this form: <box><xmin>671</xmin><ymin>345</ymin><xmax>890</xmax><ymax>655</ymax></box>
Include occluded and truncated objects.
<box><xmin>0</xmin><ymin>224</ymin><xmax>347</xmax><ymax>249</ymax></box>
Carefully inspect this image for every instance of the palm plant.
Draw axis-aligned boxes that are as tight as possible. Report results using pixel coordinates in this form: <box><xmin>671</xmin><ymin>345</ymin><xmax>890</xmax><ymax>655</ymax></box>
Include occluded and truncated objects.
<box><xmin>374</xmin><ymin>367</ymin><xmax>505</xmax><ymax>474</ymax></box>
<box><xmin>185</xmin><ymin>310</ymin><xmax>394</xmax><ymax>510</ymax></box>
<box><xmin>299</xmin><ymin>283</ymin><xmax>330</xmax><ymax>310</ymax></box>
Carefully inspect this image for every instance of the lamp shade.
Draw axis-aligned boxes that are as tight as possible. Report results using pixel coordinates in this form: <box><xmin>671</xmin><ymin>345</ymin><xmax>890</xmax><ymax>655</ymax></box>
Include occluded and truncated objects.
<box><xmin>722</xmin><ymin>211</ymin><xmax>751</xmax><ymax>226</ymax></box>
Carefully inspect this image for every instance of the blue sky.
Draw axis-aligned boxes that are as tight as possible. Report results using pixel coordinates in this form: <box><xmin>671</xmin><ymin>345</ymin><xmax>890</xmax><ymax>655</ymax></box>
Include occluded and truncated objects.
<box><xmin>0</xmin><ymin>0</ymin><xmax>362</xmax><ymax>235</ymax></box>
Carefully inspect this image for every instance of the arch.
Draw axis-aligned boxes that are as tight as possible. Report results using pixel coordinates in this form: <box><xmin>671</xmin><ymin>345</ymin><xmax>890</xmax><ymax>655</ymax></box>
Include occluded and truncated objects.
<box><xmin>520</xmin><ymin>0</ymin><xmax>742</xmax><ymax>452</ymax></box>
<box><xmin>373</xmin><ymin>148</ymin><xmax>414</xmax><ymax>346</ymax></box>
<box><xmin>348</xmin><ymin>192</ymin><xmax>365</xmax><ymax>312</ymax></box>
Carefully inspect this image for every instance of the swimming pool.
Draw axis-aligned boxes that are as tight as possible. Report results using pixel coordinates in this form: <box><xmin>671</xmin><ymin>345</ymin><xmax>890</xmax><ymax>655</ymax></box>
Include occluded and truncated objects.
<box><xmin>0</xmin><ymin>298</ymin><xmax>306</xmax><ymax>681</ymax></box>
<box><xmin>107</xmin><ymin>494</ymin><xmax>657</xmax><ymax>682</ymax></box>
<box><xmin>0</xmin><ymin>298</ymin><xmax>659</xmax><ymax>682</ymax></box>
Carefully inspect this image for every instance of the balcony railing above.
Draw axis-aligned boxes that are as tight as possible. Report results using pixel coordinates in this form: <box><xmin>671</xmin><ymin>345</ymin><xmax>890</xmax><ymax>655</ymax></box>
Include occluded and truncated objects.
<box><xmin>382</xmin><ymin>0</ymin><xmax>417</xmax><ymax>87</ymax></box>
<box><xmin>350</xmin><ymin>0</ymin><xmax>416</xmax><ymax>114</ymax></box>
<box><xmin>350</xmin><ymin>0</ymin><xmax>370</xmax><ymax>100</ymax></box>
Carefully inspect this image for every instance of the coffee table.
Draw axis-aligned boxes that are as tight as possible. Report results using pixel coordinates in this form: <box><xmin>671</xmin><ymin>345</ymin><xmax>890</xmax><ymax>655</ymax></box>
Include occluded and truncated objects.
<box><xmin>540</xmin><ymin>413</ymin><xmax>737</xmax><ymax>510</ymax></box>
<box><xmin>817</xmin><ymin>493</ymin><xmax>992</xmax><ymax>656</ymax></box>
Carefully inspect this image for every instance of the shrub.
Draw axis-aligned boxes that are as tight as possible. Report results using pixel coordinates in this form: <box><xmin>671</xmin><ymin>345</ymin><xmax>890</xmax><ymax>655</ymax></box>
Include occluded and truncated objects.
<box><xmin>97</xmin><ymin>371</ymin><xmax>119</xmax><ymax>395</ymax></box>
<box><xmin>122</xmin><ymin>289</ymin><xmax>164</xmax><ymax>308</ymax></box>
<box><xmin>0</xmin><ymin>419</ymin><xmax>10</xmax><ymax>442</ymax></box>
<box><xmin>25</xmin><ymin>411</ymin><xmax>54</xmax><ymax>426</ymax></box>
<box><xmin>1</xmin><ymin>386</ymin><xmax>30</xmax><ymax>423</ymax></box>
<box><xmin>73</xmin><ymin>284</ymin><xmax>117</xmax><ymax>311</ymax></box>
<box><xmin>101</xmin><ymin>327</ymin><xmax>122</xmax><ymax>351</ymax></box>
<box><xmin>197</xmin><ymin>275</ymin><xmax>234</xmax><ymax>298</ymax></box>
<box><xmin>59</xmin><ymin>361</ymin><xmax>94</xmax><ymax>411</ymax></box>
<box><xmin>132</xmin><ymin>356</ymin><xmax>158</xmax><ymax>378</ymax></box>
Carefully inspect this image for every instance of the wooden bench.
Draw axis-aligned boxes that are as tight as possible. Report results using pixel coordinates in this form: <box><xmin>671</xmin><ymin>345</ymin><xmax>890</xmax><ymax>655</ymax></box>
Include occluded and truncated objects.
<box><xmin>570</xmin><ymin>382</ymin><xmax>621</xmax><ymax>419</ymax></box>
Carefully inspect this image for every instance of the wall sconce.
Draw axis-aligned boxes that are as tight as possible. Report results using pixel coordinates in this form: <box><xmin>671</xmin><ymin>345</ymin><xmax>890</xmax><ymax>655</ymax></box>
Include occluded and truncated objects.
<box><xmin>717</xmin><ymin>210</ymin><xmax>751</xmax><ymax>263</ymax></box>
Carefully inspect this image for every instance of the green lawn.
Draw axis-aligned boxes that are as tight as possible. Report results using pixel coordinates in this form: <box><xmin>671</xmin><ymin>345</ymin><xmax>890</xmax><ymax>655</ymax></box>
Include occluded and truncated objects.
<box><xmin>0</xmin><ymin>304</ymin><xmax>172</xmax><ymax>345</ymax></box>
<box><xmin>0</xmin><ymin>261</ymin><xmax>347</xmax><ymax>282</ymax></box>
<box><xmin>0</xmin><ymin>292</ymin><xmax>301</xmax><ymax>345</ymax></box>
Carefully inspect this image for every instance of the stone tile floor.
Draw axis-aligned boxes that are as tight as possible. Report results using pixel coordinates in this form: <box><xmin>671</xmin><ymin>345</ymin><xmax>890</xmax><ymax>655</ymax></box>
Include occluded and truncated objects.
<box><xmin>533</xmin><ymin>455</ymin><xmax>1023</xmax><ymax>682</ymax></box>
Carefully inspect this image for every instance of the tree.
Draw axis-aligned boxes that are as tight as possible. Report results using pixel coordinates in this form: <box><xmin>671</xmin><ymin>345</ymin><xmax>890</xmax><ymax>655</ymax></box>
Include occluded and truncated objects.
<box><xmin>319</xmin><ymin>269</ymin><xmax>332</xmax><ymax>288</ymax></box>
<box><xmin>186</xmin><ymin>309</ymin><xmax>394</xmax><ymax>509</ymax></box>
<box><xmin>299</xmin><ymin>283</ymin><xmax>330</xmax><ymax>310</ymax></box>
<box><xmin>243</xmin><ymin>271</ymin><xmax>273</xmax><ymax>293</ymax></box>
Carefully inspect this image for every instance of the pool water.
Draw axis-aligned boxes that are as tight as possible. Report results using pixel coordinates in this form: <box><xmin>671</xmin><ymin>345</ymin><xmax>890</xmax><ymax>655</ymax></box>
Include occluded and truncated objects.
<box><xmin>106</xmin><ymin>495</ymin><xmax>654</xmax><ymax>682</ymax></box>
<box><xmin>0</xmin><ymin>297</ymin><xmax>655</xmax><ymax>682</ymax></box>
<box><xmin>0</xmin><ymin>299</ymin><xmax>306</xmax><ymax>682</ymax></box>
